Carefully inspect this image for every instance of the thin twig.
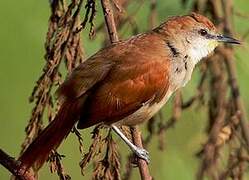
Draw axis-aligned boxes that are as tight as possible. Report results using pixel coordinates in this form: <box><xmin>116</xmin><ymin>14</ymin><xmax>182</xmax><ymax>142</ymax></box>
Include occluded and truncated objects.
<box><xmin>192</xmin><ymin>0</ymin><xmax>249</xmax><ymax>179</ymax></box>
<box><xmin>131</xmin><ymin>127</ymin><xmax>152</xmax><ymax>180</ymax></box>
<box><xmin>100</xmin><ymin>0</ymin><xmax>119</xmax><ymax>43</ymax></box>
<box><xmin>0</xmin><ymin>149</ymin><xmax>36</xmax><ymax>180</ymax></box>
<box><xmin>100</xmin><ymin>0</ymin><xmax>152</xmax><ymax>179</ymax></box>
<box><xmin>221</xmin><ymin>0</ymin><xmax>249</xmax><ymax>151</ymax></box>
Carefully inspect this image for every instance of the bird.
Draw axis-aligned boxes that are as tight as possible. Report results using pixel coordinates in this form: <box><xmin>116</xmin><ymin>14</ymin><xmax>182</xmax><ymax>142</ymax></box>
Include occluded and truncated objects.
<box><xmin>18</xmin><ymin>12</ymin><xmax>240</xmax><ymax>171</ymax></box>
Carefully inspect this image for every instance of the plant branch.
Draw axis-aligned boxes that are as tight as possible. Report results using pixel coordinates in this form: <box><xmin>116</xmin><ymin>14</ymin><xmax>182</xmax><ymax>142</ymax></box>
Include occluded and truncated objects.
<box><xmin>0</xmin><ymin>149</ymin><xmax>36</xmax><ymax>180</ymax></box>
<box><xmin>221</xmin><ymin>0</ymin><xmax>249</xmax><ymax>150</ymax></box>
<box><xmin>100</xmin><ymin>0</ymin><xmax>152</xmax><ymax>179</ymax></box>
<box><xmin>100</xmin><ymin>0</ymin><xmax>119</xmax><ymax>43</ymax></box>
<box><xmin>131</xmin><ymin>127</ymin><xmax>152</xmax><ymax>180</ymax></box>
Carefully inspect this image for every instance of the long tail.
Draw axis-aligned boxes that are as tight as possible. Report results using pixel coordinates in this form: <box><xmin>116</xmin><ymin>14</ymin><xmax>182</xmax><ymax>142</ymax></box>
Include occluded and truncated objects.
<box><xmin>19</xmin><ymin>100</ymin><xmax>82</xmax><ymax>170</ymax></box>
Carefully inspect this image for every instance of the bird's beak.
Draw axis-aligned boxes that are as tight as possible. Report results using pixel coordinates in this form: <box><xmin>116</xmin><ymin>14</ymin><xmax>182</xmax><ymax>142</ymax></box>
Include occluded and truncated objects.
<box><xmin>216</xmin><ymin>35</ymin><xmax>241</xmax><ymax>44</ymax></box>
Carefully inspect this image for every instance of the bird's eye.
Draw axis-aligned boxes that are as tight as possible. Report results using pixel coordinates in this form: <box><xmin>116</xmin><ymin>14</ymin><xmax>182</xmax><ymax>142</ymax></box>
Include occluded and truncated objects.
<box><xmin>199</xmin><ymin>29</ymin><xmax>208</xmax><ymax>36</ymax></box>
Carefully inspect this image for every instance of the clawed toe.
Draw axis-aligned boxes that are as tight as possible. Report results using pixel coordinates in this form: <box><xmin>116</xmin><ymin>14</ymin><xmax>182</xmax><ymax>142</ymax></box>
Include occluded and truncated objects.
<box><xmin>134</xmin><ymin>147</ymin><xmax>150</xmax><ymax>163</ymax></box>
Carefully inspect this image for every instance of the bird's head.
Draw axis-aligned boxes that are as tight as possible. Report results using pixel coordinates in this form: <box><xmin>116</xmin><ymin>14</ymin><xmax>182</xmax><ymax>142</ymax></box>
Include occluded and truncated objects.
<box><xmin>155</xmin><ymin>12</ymin><xmax>240</xmax><ymax>63</ymax></box>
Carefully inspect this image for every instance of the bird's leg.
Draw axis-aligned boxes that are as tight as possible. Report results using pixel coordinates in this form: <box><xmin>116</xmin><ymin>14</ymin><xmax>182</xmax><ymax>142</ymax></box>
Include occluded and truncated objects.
<box><xmin>111</xmin><ymin>125</ymin><xmax>150</xmax><ymax>163</ymax></box>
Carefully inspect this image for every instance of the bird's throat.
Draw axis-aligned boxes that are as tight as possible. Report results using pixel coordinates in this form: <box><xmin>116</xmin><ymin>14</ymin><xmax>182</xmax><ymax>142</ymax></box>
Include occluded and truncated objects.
<box><xmin>188</xmin><ymin>40</ymin><xmax>217</xmax><ymax>64</ymax></box>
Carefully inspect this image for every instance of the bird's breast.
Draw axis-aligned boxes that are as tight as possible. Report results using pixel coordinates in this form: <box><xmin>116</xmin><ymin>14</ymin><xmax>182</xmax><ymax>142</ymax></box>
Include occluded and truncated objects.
<box><xmin>169</xmin><ymin>55</ymin><xmax>196</xmax><ymax>91</ymax></box>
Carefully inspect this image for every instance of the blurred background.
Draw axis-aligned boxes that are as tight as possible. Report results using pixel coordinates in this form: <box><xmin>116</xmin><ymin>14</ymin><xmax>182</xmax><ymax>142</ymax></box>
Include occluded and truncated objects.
<box><xmin>0</xmin><ymin>0</ymin><xmax>249</xmax><ymax>179</ymax></box>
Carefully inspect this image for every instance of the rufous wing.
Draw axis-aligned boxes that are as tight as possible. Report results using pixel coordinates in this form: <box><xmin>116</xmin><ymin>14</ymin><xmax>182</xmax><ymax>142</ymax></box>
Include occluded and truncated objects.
<box><xmin>78</xmin><ymin>59</ymin><xmax>170</xmax><ymax>129</ymax></box>
<box><xmin>57</xmin><ymin>32</ymin><xmax>171</xmax><ymax>129</ymax></box>
<box><xmin>56</xmin><ymin>57</ymin><xmax>115</xmax><ymax>102</ymax></box>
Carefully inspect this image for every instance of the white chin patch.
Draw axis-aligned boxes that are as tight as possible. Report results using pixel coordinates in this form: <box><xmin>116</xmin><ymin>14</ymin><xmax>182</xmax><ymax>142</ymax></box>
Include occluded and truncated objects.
<box><xmin>188</xmin><ymin>41</ymin><xmax>215</xmax><ymax>64</ymax></box>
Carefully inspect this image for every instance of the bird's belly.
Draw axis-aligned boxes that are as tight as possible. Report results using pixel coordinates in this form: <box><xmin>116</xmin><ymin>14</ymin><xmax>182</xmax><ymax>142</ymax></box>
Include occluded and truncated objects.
<box><xmin>114</xmin><ymin>91</ymin><xmax>173</xmax><ymax>126</ymax></box>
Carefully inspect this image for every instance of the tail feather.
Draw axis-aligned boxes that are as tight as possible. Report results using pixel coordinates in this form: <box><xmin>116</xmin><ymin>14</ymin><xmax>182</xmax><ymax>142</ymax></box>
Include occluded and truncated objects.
<box><xmin>19</xmin><ymin>100</ymin><xmax>83</xmax><ymax>170</ymax></box>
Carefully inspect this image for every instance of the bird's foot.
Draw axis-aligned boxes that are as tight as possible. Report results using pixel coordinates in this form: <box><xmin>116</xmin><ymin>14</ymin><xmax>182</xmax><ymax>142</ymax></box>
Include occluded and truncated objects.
<box><xmin>133</xmin><ymin>147</ymin><xmax>150</xmax><ymax>163</ymax></box>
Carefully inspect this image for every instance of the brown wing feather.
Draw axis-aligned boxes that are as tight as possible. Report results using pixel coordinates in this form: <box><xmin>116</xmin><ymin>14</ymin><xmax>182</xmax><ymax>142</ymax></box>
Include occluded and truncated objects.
<box><xmin>56</xmin><ymin>32</ymin><xmax>170</xmax><ymax>129</ymax></box>
<box><xmin>56</xmin><ymin>57</ymin><xmax>115</xmax><ymax>101</ymax></box>
<box><xmin>78</xmin><ymin>59</ymin><xmax>169</xmax><ymax>129</ymax></box>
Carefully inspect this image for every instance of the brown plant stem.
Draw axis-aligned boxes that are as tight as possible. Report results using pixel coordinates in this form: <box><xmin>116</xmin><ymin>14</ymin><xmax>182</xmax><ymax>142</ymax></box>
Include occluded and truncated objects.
<box><xmin>221</xmin><ymin>0</ymin><xmax>249</xmax><ymax>150</ymax></box>
<box><xmin>225</xmin><ymin>54</ymin><xmax>249</xmax><ymax>148</ymax></box>
<box><xmin>193</xmin><ymin>0</ymin><xmax>249</xmax><ymax>179</ymax></box>
<box><xmin>100</xmin><ymin>0</ymin><xmax>152</xmax><ymax>179</ymax></box>
<box><xmin>100</xmin><ymin>0</ymin><xmax>119</xmax><ymax>43</ymax></box>
<box><xmin>131</xmin><ymin>127</ymin><xmax>152</xmax><ymax>180</ymax></box>
<box><xmin>0</xmin><ymin>149</ymin><xmax>35</xmax><ymax>180</ymax></box>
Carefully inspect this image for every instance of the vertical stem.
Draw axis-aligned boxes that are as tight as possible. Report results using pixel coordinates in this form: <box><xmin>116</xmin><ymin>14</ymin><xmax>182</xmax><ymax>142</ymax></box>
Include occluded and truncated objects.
<box><xmin>100</xmin><ymin>0</ymin><xmax>152</xmax><ymax>179</ymax></box>
<box><xmin>100</xmin><ymin>0</ymin><xmax>119</xmax><ymax>43</ymax></box>
<box><xmin>131</xmin><ymin>126</ymin><xmax>152</xmax><ymax>180</ymax></box>
<box><xmin>149</xmin><ymin>0</ymin><xmax>157</xmax><ymax>28</ymax></box>
<box><xmin>222</xmin><ymin>0</ymin><xmax>249</xmax><ymax>150</ymax></box>
<box><xmin>0</xmin><ymin>149</ymin><xmax>36</xmax><ymax>180</ymax></box>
